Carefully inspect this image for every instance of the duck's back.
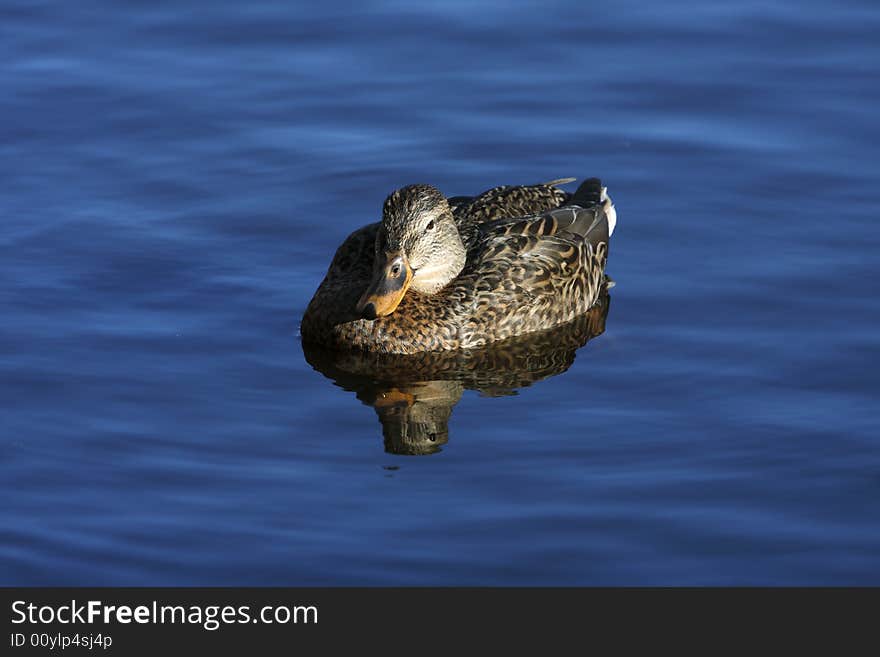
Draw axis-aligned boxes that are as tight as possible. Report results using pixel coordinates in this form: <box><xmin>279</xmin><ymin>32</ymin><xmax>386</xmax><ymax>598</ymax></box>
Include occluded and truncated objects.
<box><xmin>450</xmin><ymin>178</ymin><xmax>574</xmax><ymax>247</ymax></box>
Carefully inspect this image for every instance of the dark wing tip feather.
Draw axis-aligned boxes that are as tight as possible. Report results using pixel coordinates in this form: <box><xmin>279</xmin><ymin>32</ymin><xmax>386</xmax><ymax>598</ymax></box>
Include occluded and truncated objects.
<box><xmin>570</xmin><ymin>178</ymin><xmax>603</xmax><ymax>207</ymax></box>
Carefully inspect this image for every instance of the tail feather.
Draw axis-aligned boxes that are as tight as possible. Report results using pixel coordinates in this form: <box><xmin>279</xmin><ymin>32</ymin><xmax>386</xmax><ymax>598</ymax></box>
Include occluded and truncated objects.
<box><xmin>602</xmin><ymin>187</ymin><xmax>617</xmax><ymax>237</ymax></box>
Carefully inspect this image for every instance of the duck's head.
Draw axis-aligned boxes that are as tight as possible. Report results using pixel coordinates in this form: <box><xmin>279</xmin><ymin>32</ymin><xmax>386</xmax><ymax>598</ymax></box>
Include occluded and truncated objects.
<box><xmin>357</xmin><ymin>184</ymin><xmax>466</xmax><ymax>319</ymax></box>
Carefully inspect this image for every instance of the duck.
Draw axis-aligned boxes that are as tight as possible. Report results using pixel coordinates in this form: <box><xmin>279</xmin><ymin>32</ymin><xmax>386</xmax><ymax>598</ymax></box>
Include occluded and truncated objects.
<box><xmin>300</xmin><ymin>177</ymin><xmax>617</xmax><ymax>354</ymax></box>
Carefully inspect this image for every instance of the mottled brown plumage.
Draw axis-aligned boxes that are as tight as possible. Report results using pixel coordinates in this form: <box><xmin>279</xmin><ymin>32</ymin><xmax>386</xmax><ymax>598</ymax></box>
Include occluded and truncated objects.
<box><xmin>301</xmin><ymin>177</ymin><xmax>617</xmax><ymax>354</ymax></box>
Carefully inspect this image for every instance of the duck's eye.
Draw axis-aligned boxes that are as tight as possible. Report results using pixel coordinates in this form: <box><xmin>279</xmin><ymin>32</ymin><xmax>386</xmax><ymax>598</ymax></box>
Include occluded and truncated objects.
<box><xmin>425</xmin><ymin>219</ymin><xmax>435</xmax><ymax>231</ymax></box>
<box><xmin>391</xmin><ymin>264</ymin><xmax>401</xmax><ymax>277</ymax></box>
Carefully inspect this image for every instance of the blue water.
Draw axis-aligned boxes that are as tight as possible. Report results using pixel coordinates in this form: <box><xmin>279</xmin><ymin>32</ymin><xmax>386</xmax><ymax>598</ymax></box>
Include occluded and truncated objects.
<box><xmin>2</xmin><ymin>0</ymin><xmax>878</xmax><ymax>585</ymax></box>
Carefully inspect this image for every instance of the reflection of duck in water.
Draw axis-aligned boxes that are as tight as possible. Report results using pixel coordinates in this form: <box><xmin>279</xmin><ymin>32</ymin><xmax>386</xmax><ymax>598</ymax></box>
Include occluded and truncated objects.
<box><xmin>302</xmin><ymin>294</ymin><xmax>610</xmax><ymax>455</ymax></box>
<box><xmin>360</xmin><ymin>381</ymin><xmax>460</xmax><ymax>455</ymax></box>
<box><xmin>301</xmin><ymin>177</ymin><xmax>617</xmax><ymax>354</ymax></box>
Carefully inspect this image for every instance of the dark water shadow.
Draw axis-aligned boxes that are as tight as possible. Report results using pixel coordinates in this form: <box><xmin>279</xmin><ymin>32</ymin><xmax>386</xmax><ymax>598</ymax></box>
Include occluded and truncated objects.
<box><xmin>302</xmin><ymin>294</ymin><xmax>611</xmax><ymax>455</ymax></box>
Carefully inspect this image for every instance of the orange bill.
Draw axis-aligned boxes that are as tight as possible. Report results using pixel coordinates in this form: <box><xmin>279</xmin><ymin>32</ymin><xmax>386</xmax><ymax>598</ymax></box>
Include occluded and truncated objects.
<box><xmin>356</xmin><ymin>252</ymin><xmax>413</xmax><ymax>319</ymax></box>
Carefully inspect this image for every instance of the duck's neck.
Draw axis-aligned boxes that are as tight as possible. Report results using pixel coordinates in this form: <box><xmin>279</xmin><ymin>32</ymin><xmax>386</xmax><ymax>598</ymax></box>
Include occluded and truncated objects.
<box><xmin>409</xmin><ymin>235</ymin><xmax>466</xmax><ymax>294</ymax></box>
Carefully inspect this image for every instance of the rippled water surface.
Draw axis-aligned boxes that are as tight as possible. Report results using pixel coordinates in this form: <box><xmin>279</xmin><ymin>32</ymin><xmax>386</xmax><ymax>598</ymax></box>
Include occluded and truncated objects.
<box><xmin>2</xmin><ymin>0</ymin><xmax>878</xmax><ymax>584</ymax></box>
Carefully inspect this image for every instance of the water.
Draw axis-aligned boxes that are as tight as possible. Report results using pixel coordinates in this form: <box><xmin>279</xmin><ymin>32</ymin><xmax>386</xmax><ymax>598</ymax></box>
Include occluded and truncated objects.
<box><xmin>2</xmin><ymin>0</ymin><xmax>878</xmax><ymax>585</ymax></box>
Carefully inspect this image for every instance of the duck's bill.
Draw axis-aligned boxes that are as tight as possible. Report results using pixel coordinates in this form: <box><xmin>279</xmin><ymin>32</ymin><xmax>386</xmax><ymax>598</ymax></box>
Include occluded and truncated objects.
<box><xmin>356</xmin><ymin>252</ymin><xmax>413</xmax><ymax>319</ymax></box>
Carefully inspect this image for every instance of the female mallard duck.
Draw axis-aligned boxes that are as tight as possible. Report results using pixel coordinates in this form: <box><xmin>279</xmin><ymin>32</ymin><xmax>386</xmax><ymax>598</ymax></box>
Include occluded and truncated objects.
<box><xmin>301</xmin><ymin>177</ymin><xmax>617</xmax><ymax>354</ymax></box>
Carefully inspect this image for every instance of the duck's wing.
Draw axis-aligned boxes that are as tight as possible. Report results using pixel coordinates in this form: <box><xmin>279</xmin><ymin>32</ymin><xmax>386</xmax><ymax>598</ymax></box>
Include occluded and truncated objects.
<box><xmin>453</xmin><ymin>178</ymin><xmax>575</xmax><ymax>245</ymax></box>
<box><xmin>479</xmin><ymin>178</ymin><xmax>615</xmax><ymax>253</ymax></box>
<box><xmin>457</xmin><ymin>178</ymin><xmax>614</xmax><ymax>343</ymax></box>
